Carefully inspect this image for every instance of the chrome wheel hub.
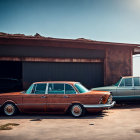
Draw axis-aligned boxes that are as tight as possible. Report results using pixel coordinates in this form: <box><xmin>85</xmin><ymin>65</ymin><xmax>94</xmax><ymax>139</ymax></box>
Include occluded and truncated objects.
<box><xmin>72</xmin><ymin>105</ymin><xmax>82</xmax><ymax>117</ymax></box>
<box><xmin>4</xmin><ymin>104</ymin><xmax>15</xmax><ymax>116</ymax></box>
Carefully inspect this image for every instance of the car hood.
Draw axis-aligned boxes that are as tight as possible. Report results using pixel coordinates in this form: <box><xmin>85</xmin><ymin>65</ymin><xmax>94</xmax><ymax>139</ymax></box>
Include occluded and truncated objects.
<box><xmin>91</xmin><ymin>85</ymin><xmax>117</xmax><ymax>91</ymax></box>
<box><xmin>83</xmin><ymin>90</ymin><xmax>110</xmax><ymax>96</ymax></box>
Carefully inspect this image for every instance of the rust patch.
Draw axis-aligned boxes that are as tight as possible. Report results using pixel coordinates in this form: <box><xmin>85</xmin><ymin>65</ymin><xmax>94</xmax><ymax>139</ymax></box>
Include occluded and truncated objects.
<box><xmin>0</xmin><ymin>57</ymin><xmax>103</xmax><ymax>63</ymax></box>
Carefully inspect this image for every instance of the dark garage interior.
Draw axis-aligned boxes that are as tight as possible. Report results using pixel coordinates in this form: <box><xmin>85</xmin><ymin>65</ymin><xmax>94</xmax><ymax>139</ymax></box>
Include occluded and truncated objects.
<box><xmin>0</xmin><ymin>61</ymin><xmax>22</xmax><ymax>79</ymax></box>
<box><xmin>0</xmin><ymin>61</ymin><xmax>22</xmax><ymax>92</ymax></box>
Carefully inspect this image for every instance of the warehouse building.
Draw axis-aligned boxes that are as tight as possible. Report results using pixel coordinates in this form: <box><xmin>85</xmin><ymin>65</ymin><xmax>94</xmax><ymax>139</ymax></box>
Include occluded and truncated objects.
<box><xmin>0</xmin><ymin>32</ymin><xmax>140</xmax><ymax>90</ymax></box>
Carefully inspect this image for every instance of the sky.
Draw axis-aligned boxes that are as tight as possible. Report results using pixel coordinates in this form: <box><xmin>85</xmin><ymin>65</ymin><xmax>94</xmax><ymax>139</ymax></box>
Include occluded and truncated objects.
<box><xmin>0</xmin><ymin>0</ymin><xmax>140</xmax><ymax>75</ymax></box>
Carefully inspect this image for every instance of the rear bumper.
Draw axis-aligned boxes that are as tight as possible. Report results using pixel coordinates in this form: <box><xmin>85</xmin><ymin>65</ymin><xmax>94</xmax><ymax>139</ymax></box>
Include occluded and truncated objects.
<box><xmin>83</xmin><ymin>101</ymin><xmax>116</xmax><ymax>109</ymax></box>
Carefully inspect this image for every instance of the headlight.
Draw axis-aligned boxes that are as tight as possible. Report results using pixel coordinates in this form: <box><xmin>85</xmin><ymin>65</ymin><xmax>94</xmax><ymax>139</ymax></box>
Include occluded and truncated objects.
<box><xmin>99</xmin><ymin>95</ymin><xmax>107</xmax><ymax>104</ymax></box>
<box><xmin>99</xmin><ymin>97</ymin><xmax>103</xmax><ymax>104</ymax></box>
<box><xmin>107</xmin><ymin>95</ymin><xmax>112</xmax><ymax>104</ymax></box>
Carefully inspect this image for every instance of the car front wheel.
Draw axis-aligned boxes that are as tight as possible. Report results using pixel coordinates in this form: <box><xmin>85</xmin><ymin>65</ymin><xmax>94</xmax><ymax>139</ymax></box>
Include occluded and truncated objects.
<box><xmin>70</xmin><ymin>104</ymin><xmax>85</xmax><ymax>117</ymax></box>
<box><xmin>3</xmin><ymin>103</ymin><xmax>17</xmax><ymax>116</ymax></box>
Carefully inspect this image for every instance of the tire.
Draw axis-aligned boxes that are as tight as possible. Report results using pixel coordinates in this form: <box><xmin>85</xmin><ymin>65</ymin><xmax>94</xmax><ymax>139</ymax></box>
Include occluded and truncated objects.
<box><xmin>3</xmin><ymin>103</ymin><xmax>17</xmax><ymax>116</ymax></box>
<box><xmin>70</xmin><ymin>104</ymin><xmax>85</xmax><ymax>117</ymax></box>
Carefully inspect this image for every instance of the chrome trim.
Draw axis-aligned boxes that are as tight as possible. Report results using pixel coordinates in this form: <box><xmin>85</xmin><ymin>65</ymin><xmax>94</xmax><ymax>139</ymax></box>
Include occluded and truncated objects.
<box><xmin>30</xmin><ymin>83</ymin><xmax>35</xmax><ymax>94</ymax></box>
<box><xmin>132</xmin><ymin>77</ymin><xmax>134</xmax><ymax>87</ymax></box>
<box><xmin>45</xmin><ymin>83</ymin><xmax>48</xmax><ymax>94</ymax></box>
<box><xmin>64</xmin><ymin>83</ymin><xmax>66</xmax><ymax>94</ymax></box>
<box><xmin>107</xmin><ymin>95</ymin><xmax>113</xmax><ymax>104</ymax></box>
<box><xmin>118</xmin><ymin>77</ymin><xmax>123</xmax><ymax>87</ymax></box>
<box><xmin>83</xmin><ymin>101</ymin><xmax>116</xmax><ymax>108</ymax></box>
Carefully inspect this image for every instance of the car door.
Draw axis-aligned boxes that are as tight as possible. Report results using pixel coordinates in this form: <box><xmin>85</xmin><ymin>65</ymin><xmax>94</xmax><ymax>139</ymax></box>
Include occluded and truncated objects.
<box><xmin>21</xmin><ymin>83</ymin><xmax>48</xmax><ymax>113</ymax></box>
<box><xmin>133</xmin><ymin>77</ymin><xmax>140</xmax><ymax>99</ymax></box>
<box><xmin>116</xmin><ymin>77</ymin><xmax>135</xmax><ymax>100</ymax></box>
<box><xmin>46</xmin><ymin>83</ymin><xmax>77</xmax><ymax>113</ymax></box>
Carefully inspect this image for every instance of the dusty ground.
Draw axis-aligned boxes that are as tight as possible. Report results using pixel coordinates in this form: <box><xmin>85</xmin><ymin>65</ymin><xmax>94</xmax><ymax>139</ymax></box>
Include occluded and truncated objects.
<box><xmin>0</xmin><ymin>105</ymin><xmax>140</xmax><ymax>140</ymax></box>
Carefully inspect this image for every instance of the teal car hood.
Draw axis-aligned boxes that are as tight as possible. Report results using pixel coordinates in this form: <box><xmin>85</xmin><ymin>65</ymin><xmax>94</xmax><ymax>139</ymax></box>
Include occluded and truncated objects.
<box><xmin>91</xmin><ymin>85</ymin><xmax>117</xmax><ymax>91</ymax></box>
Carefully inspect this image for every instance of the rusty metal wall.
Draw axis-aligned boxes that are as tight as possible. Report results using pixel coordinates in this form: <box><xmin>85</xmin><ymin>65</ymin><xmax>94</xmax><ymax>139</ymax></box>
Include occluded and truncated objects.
<box><xmin>104</xmin><ymin>47</ymin><xmax>132</xmax><ymax>85</ymax></box>
<box><xmin>0</xmin><ymin>45</ymin><xmax>105</xmax><ymax>59</ymax></box>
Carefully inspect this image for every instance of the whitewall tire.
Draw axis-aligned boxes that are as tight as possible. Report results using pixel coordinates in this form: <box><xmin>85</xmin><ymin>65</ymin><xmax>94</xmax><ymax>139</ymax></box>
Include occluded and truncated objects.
<box><xmin>3</xmin><ymin>103</ymin><xmax>17</xmax><ymax>116</ymax></box>
<box><xmin>70</xmin><ymin>104</ymin><xmax>85</xmax><ymax>117</ymax></box>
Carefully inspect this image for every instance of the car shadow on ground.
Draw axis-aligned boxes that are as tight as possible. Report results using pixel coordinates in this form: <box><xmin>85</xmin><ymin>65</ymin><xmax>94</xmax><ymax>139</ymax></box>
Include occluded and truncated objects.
<box><xmin>113</xmin><ymin>101</ymin><xmax>140</xmax><ymax>110</ymax></box>
<box><xmin>0</xmin><ymin>111</ymin><xmax>109</xmax><ymax>120</ymax></box>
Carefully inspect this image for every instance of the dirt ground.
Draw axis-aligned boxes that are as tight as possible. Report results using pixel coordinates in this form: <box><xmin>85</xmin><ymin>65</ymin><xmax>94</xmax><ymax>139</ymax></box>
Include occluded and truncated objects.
<box><xmin>0</xmin><ymin>104</ymin><xmax>140</xmax><ymax>140</ymax></box>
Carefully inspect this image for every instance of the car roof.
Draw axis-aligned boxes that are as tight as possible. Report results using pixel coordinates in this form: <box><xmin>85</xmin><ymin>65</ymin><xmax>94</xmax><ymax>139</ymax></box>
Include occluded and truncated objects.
<box><xmin>122</xmin><ymin>76</ymin><xmax>140</xmax><ymax>78</ymax></box>
<box><xmin>33</xmin><ymin>81</ymin><xmax>79</xmax><ymax>85</ymax></box>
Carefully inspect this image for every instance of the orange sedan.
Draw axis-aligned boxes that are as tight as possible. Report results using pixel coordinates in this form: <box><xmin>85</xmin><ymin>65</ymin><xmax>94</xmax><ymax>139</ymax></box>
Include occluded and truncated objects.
<box><xmin>0</xmin><ymin>81</ymin><xmax>115</xmax><ymax>117</ymax></box>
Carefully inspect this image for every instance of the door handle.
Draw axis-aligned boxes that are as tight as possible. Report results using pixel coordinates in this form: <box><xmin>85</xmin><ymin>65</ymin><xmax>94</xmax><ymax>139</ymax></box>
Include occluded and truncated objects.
<box><xmin>41</xmin><ymin>96</ymin><xmax>47</xmax><ymax>98</ymax></box>
<box><xmin>64</xmin><ymin>96</ymin><xmax>69</xmax><ymax>98</ymax></box>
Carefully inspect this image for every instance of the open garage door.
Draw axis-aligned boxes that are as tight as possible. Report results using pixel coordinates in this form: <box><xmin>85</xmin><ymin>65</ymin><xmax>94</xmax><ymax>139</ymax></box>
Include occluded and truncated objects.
<box><xmin>23</xmin><ymin>62</ymin><xmax>104</xmax><ymax>89</ymax></box>
<box><xmin>0</xmin><ymin>61</ymin><xmax>22</xmax><ymax>92</ymax></box>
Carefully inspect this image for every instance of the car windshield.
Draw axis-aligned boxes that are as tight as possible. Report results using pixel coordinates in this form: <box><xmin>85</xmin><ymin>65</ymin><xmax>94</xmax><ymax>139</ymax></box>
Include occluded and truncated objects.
<box><xmin>114</xmin><ymin>79</ymin><xmax>121</xmax><ymax>86</ymax></box>
<box><xmin>75</xmin><ymin>83</ymin><xmax>89</xmax><ymax>93</ymax></box>
<box><xmin>26</xmin><ymin>84</ymin><xmax>34</xmax><ymax>94</ymax></box>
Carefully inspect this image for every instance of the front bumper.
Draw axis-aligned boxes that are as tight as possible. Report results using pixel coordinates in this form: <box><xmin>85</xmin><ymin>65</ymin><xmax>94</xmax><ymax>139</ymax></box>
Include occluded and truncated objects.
<box><xmin>83</xmin><ymin>101</ymin><xmax>116</xmax><ymax>108</ymax></box>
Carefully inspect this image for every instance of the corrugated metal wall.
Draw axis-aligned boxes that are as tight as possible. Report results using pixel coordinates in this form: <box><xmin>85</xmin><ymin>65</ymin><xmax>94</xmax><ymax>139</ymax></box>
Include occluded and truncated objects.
<box><xmin>23</xmin><ymin>62</ymin><xmax>104</xmax><ymax>89</ymax></box>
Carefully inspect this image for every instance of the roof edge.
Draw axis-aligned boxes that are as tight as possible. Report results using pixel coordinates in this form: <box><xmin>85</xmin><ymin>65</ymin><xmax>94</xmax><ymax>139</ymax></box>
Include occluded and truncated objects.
<box><xmin>0</xmin><ymin>32</ymin><xmax>140</xmax><ymax>47</ymax></box>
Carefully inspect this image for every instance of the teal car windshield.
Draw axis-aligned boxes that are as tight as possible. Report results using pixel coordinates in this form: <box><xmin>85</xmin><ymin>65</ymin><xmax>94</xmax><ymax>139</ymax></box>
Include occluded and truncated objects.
<box><xmin>26</xmin><ymin>84</ymin><xmax>34</xmax><ymax>94</ymax></box>
<box><xmin>114</xmin><ymin>79</ymin><xmax>121</xmax><ymax>86</ymax></box>
<box><xmin>75</xmin><ymin>83</ymin><xmax>89</xmax><ymax>93</ymax></box>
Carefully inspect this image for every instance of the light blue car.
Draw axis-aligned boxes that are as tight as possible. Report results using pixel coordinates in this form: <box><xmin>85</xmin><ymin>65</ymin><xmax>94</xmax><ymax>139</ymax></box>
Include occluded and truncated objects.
<box><xmin>92</xmin><ymin>76</ymin><xmax>140</xmax><ymax>101</ymax></box>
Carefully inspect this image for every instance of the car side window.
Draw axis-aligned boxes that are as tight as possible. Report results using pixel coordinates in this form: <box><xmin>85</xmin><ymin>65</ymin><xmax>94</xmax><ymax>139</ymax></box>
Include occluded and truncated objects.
<box><xmin>125</xmin><ymin>78</ymin><xmax>132</xmax><ymax>86</ymax></box>
<box><xmin>33</xmin><ymin>84</ymin><xmax>47</xmax><ymax>94</ymax></box>
<box><xmin>48</xmin><ymin>83</ymin><xmax>64</xmax><ymax>94</ymax></box>
<box><xmin>134</xmin><ymin>77</ymin><xmax>140</xmax><ymax>86</ymax></box>
<box><xmin>65</xmin><ymin>84</ymin><xmax>76</xmax><ymax>94</ymax></box>
<box><xmin>119</xmin><ymin>78</ymin><xmax>133</xmax><ymax>87</ymax></box>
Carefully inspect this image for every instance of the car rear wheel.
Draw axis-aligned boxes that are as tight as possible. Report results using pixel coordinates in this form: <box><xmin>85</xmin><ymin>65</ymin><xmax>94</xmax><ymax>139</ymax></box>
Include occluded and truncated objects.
<box><xmin>70</xmin><ymin>104</ymin><xmax>85</xmax><ymax>117</ymax></box>
<box><xmin>3</xmin><ymin>103</ymin><xmax>17</xmax><ymax>116</ymax></box>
